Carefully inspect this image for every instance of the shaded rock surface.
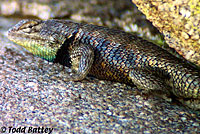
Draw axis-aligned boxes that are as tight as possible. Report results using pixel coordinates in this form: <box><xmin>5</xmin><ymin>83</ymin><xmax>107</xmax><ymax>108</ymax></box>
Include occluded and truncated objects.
<box><xmin>132</xmin><ymin>0</ymin><xmax>200</xmax><ymax>66</ymax></box>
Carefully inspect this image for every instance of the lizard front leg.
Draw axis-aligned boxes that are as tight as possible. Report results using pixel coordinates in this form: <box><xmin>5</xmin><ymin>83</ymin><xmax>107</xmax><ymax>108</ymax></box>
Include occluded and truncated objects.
<box><xmin>64</xmin><ymin>44</ymin><xmax>94</xmax><ymax>81</ymax></box>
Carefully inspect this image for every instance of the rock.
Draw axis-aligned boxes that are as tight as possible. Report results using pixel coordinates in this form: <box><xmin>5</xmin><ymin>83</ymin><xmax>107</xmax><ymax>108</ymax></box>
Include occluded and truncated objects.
<box><xmin>132</xmin><ymin>0</ymin><xmax>200</xmax><ymax>66</ymax></box>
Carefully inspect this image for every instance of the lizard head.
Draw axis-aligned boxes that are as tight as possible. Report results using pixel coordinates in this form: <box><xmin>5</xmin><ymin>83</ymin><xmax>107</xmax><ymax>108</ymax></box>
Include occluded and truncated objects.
<box><xmin>7</xmin><ymin>19</ymin><xmax>66</xmax><ymax>62</ymax></box>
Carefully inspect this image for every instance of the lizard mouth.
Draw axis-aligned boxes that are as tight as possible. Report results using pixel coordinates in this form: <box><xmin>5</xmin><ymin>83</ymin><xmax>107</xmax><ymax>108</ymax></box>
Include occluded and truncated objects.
<box><xmin>7</xmin><ymin>27</ymin><xmax>19</xmax><ymax>41</ymax></box>
<box><xmin>8</xmin><ymin>25</ymin><xmax>32</xmax><ymax>43</ymax></box>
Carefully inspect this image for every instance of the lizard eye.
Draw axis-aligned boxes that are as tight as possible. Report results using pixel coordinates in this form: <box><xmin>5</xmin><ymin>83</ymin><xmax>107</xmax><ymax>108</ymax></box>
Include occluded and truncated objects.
<box><xmin>21</xmin><ymin>25</ymin><xmax>33</xmax><ymax>33</ymax></box>
<box><xmin>28</xmin><ymin>24</ymin><xmax>33</xmax><ymax>29</ymax></box>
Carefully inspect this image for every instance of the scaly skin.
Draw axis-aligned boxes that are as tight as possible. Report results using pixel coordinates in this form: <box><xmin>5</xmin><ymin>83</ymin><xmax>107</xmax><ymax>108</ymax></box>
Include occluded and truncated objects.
<box><xmin>7</xmin><ymin>19</ymin><xmax>200</xmax><ymax>109</ymax></box>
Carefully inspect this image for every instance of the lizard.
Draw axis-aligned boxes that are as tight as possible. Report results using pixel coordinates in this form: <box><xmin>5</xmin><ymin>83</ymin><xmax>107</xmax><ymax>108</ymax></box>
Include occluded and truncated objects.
<box><xmin>7</xmin><ymin>19</ymin><xmax>200</xmax><ymax>110</ymax></box>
